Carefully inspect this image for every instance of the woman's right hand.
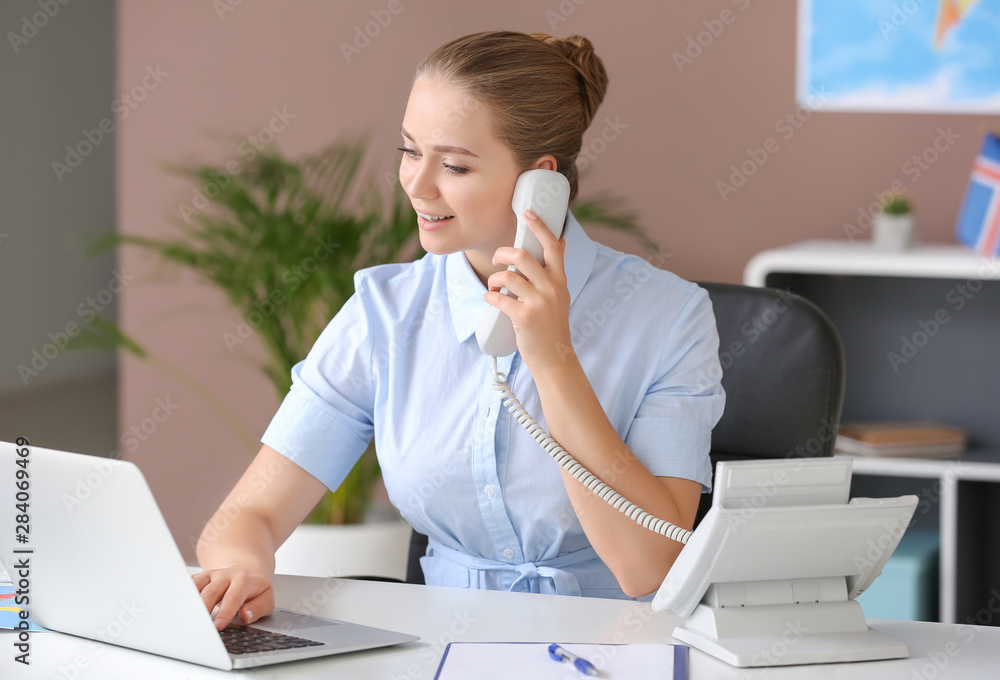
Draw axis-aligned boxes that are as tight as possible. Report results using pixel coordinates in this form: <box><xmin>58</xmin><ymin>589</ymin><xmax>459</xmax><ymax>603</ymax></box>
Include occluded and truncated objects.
<box><xmin>192</xmin><ymin>566</ymin><xmax>275</xmax><ymax>631</ymax></box>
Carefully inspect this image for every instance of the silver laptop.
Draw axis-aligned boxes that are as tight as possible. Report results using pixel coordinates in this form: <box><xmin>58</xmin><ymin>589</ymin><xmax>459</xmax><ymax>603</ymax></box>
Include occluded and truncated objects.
<box><xmin>0</xmin><ymin>441</ymin><xmax>418</xmax><ymax>670</ymax></box>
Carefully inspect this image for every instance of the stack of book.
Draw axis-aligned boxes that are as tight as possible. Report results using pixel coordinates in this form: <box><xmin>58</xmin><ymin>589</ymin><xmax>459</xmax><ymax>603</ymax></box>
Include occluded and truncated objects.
<box><xmin>834</xmin><ymin>422</ymin><xmax>967</xmax><ymax>459</ymax></box>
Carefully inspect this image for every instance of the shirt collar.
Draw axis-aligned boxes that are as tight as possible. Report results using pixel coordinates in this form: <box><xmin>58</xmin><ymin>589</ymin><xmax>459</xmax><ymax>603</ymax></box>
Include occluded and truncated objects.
<box><xmin>445</xmin><ymin>210</ymin><xmax>598</xmax><ymax>344</ymax></box>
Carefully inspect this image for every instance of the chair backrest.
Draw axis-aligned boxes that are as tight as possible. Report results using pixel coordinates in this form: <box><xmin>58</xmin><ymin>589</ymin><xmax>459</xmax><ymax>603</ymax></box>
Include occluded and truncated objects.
<box><xmin>404</xmin><ymin>282</ymin><xmax>846</xmax><ymax>583</ymax></box>
<box><xmin>405</xmin><ymin>531</ymin><xmax>428</xmax><ymax>584</ymax></box>
<box><xmin>692</xmin><ymin>281</ymin><xmax>845</xmax><ymax>526</ymax></box>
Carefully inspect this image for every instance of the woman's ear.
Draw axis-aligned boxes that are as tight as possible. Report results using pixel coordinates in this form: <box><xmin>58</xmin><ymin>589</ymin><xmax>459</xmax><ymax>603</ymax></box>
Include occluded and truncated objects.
<box><xmin>529</xmin><ymin>155</ymin><xmax>559</xmax><ymax>172</ymax></box>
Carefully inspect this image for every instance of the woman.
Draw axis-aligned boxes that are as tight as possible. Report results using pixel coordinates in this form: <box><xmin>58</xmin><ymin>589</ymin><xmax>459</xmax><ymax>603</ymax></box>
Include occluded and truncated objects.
<box><xmin>194</xmin><ymin>30</ymin><xmax>724</xmax><ymax>631</ymax></box>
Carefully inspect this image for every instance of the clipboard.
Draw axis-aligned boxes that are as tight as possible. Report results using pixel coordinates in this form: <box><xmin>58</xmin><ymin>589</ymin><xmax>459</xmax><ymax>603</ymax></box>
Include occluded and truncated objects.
<box><xmin>433</xmin><ymin>642</ymin><xmax>688</xmax><ymax>679</ymax></box>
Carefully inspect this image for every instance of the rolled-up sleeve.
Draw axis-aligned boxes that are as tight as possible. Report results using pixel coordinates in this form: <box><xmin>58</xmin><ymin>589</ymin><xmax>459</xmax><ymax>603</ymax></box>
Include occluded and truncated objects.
<box><xmin>261</xmin><ymin>272</ymin><xmax>376</xmax><ymax>491</ymax></box>
<box><xmin>624</xmin><ymin>285</ymin><xmax>725</xmax><ymax>493</ymax></box>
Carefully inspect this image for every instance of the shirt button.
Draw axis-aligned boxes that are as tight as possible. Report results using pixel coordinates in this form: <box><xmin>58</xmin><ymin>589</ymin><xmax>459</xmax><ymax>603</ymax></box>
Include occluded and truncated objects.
<box><xmin>503</xmin><ymin>547</ymin><xmax>515</xmax><ymax>560</ymax></box>
<box><xmin>484</xmin><ymin>484</ymin><xmax>495</xmax><ymax>498</ymax></box>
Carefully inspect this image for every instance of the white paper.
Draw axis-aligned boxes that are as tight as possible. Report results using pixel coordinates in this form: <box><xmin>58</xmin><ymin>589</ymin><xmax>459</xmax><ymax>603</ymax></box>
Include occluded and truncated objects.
<box><xmin>435</xmin><ymin>642</ymin><xmax>682</xmax><ymax>680</ymax></box>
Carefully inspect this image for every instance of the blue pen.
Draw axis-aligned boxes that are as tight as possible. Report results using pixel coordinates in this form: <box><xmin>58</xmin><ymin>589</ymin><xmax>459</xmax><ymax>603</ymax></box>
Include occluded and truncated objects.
<box><xmin>548</xmin><ymin>644</ymin><xmax>599</xmax><ymax>676</ymax></box>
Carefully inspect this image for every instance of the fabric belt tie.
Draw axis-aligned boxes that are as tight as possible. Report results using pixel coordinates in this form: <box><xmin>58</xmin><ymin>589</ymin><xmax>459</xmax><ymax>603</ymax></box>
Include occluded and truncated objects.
<box><xmin>423</xmin><ymin>539</ymin><xmax>599</xmax><ymax>596</ymax></box>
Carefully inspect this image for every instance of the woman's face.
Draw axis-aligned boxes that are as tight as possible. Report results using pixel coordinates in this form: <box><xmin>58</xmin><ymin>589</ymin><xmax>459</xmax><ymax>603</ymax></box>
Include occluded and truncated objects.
<box><xmin>398</xmin><ymin>76</ymin><xmax>553</xmax><ymax>283</ymax></box>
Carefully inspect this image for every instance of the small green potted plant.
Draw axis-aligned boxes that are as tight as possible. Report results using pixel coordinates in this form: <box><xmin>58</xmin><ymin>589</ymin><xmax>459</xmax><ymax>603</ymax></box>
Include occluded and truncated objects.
<box><xmin>873</xmin><ymin>191</ymin><xmax>916</xmax><ymax>251</ymax></box>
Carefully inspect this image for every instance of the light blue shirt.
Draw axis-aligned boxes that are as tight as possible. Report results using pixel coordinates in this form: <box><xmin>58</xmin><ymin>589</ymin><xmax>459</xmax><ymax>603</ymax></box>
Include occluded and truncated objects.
<box><xmin>261</xmin><ymin>210</ymin><xmax>725</xmax><ymax>600</ymax></box>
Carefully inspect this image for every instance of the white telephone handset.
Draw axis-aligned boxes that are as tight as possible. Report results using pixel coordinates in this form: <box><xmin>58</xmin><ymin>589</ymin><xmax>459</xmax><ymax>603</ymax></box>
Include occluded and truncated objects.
<box><xmin>475</xmin><ymin>169</ymin><xmax>571</xmax><ymax>357</ymax></box>
<box><xmin>475</xmin><ymin>169</ymin><xmax>691</xmax><ymax>545</ymax></box>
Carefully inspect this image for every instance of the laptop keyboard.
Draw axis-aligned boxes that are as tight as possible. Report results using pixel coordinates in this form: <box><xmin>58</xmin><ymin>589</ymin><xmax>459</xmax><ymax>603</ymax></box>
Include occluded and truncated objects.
<box><xmin>220</xmin><ymin>624</ymin><xmax>324</xmax><ymax>655</ymax></box>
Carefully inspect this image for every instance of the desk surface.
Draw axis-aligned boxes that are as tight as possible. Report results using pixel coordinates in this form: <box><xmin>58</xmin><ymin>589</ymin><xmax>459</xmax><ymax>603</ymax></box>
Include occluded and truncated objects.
<box><xmin>3</xmin><ymin>574</ymin><xmax>999</xmax><ymax>678</ymax></box>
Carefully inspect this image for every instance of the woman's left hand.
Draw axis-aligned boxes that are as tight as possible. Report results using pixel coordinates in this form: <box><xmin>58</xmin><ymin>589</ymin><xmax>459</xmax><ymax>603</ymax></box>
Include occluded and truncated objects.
<box><xmin>484</xmin><ymin>209</ymin><xmax>575</xmax><ymax>373</ymax></box>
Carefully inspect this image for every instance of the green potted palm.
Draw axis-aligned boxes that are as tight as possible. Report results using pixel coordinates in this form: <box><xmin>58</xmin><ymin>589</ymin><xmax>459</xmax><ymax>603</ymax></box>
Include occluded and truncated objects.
<box><xmin>83</xmin><ymin>136</ymin><xmax>651</xmax><ymax>578</ymax></box>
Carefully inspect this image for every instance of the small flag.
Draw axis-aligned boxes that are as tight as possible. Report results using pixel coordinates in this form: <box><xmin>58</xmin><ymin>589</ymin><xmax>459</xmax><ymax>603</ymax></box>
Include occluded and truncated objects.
<box><xmin>956</xmin><ymin>133</ymin><xmax>1000</xmax><ymax>256</ymax></box>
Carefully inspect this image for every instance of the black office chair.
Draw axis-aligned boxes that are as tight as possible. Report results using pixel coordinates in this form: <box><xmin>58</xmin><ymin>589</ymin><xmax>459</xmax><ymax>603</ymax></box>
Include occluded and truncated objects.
<box><xmin>689</xmin><ymin>282</ymin><xmax>845</xmax><ymax>526</ymax></box>
<box><xmin>403</xmin><ymin>282</ymin><xmax>845</xmax><ymax>584</ymax></box>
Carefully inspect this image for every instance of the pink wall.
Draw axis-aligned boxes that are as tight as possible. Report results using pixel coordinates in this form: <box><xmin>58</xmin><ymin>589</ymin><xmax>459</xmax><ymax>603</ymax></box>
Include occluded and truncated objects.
<box><xmin>118</xmin><ymin>1</ymin><xmax>999</xmax><ymax>559</ymax></box>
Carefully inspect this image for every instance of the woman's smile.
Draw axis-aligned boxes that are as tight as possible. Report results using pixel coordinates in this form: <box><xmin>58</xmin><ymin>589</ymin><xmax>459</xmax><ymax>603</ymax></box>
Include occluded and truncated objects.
<box><xmin>416</xmin><ymin>213</ymin><xmax>455</xmax><ymax>231</ymax></box>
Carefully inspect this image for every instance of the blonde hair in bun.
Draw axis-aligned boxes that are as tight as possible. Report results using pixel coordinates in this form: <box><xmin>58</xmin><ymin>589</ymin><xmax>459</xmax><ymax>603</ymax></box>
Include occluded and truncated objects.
<box><xmin>527</xmin><ymin>32</ymin><xmax>609</xmax><ymax>129</ymax></box>
<box><xmin>414</xmin><ymin>30</ymin><xmax>610</xmax><ymax>202</ymax></box>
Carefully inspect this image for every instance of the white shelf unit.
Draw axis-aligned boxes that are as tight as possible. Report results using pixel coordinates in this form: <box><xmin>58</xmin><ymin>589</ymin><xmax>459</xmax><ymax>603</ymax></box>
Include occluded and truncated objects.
<box><xmin>744</xmin><ymin>240</ymin><xmax>1000</xmax><ymax>626</ymax></box>
<box><xmin>745</xmin><ymin>240</ymin><xmax>1000</xmax><ymax>286</ymax></box>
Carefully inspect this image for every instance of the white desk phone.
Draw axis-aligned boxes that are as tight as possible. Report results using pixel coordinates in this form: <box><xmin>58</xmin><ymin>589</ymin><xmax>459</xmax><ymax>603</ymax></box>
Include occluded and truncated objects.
<box><xmin>475</xmin><ymin>170</ymin><xmax>920</xmax><ymax>668</ymax></box>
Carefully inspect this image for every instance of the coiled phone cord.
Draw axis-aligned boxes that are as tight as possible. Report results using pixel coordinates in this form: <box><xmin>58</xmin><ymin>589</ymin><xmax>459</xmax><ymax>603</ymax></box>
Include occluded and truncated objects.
<box><xmin>490</xmin><ymin>356</ymin><xmax>692</xmax><ymax>545</ymax></box>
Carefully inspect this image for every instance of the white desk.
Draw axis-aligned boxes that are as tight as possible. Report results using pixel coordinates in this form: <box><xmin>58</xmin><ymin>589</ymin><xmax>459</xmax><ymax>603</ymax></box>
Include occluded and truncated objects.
<box><xmin>3</xmin><ymin>574</ymin><xmax>999</xmax><ymax>678</ymax></box>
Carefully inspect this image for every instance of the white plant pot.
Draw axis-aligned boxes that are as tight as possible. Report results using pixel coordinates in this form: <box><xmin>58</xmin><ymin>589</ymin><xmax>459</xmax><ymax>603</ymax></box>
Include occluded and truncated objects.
<box><xmin>273</xmin><ymin>520</ymin><xmax>414</xmax><ymax>581</ymax></box>
<box><xmin>872</xmin><ymin>213</ymin><xmax>916</xmax><ymax>251</ymax></box>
